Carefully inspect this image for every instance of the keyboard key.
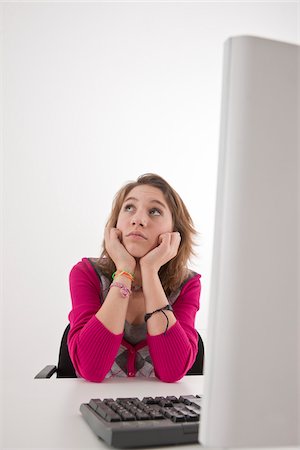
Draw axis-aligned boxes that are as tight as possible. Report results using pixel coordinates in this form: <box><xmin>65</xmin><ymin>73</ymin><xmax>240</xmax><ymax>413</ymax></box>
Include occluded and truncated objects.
<box><xmin>185</xmin><ymin>412</ymin><xmax>200</xmax><ymax>422</ymax></box>
<box><xmin>171</xmin><ymin>414</ymin><xmax>186</xmax><ymax>423</ymax></box>
<box><xmin>179</xmin><ymin>395</ymin><xmax>197</xmax><ymax>404</ymax></box>
<box><xmin>116</xmin><ymin>397</ymin><xmax>139</xmax><ymax>404</ymax></box>
<box><xmin>149</xmin><ymin>410</ymin><xmax>165</xmax><ymax>419</ymax></box>
<box><xmin>89</xmin><ymin>400</ymin><xmax>122</xmax><ymax>422</ymax></box>
<box><xmin>142</xmin><ymin>397</ymin><xmax>156</xmax><ymax>404</ymax></box>
<box><xmin>160</xmin><ymin>407</ymin><xmax>186</xmax><ymax>422</ymax></box>
<box><xmin>158</xmin><ymin>399</ymin><xmax>173</xmax><ymax>407</ymax></box>
<box><xmin>89</xmin><ymin>398</ymin><xmax>103</xmax><ymax>411</ymax></box>
<box><xmin>166</xmin><ymin>396</ymin><xmax>179</xmax><ymax>403</ymax></box>
<box><xmin>109</xmin><ymin>402</ymin><xmax>122</xmax><ymax>412</ymax></box>
<box><xmin>135</xmin><ymin>412</ymin><xmax>151</xmax><ymax>420</ymax></box>
<box><xmin>179</xmin><ymin>395</ymin><xmax>202</xmax><ymax>408</ymax></box>
<box><xmin>103</xmin><ymin>398</ymin><xmax>115</xmax><ymax>404</ymax></box>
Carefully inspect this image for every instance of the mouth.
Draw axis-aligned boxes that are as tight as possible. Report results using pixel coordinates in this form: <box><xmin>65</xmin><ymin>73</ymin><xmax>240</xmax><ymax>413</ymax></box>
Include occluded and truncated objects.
<box><xmin>126</xmin><ymin>232</ymin><xmax>147</xmax><ymax>240</ymax></box>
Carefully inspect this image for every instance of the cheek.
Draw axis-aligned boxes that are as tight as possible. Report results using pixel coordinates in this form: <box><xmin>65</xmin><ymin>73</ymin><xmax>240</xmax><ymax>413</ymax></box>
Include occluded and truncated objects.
<box><xmin>163</xmin><ymin>214</ymin><xmax>174</xmax><ymax>232</ymax></box>
<box><xmin>150</xmin><ymin>224</ymin><xmax>173</xmax><ymax>247</ymax></box>
<box><xmin>158</xmin><ymin>220</ymin><xmax>173</xmax><ymax>234</ymax></box>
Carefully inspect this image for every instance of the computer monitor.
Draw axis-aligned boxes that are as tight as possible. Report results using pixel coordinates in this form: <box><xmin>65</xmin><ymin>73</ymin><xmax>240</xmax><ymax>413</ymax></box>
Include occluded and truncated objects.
<box><xmin>199</xmin><ymin>36</ymin><xmax>299</xmax><ymax>447</ymax></box>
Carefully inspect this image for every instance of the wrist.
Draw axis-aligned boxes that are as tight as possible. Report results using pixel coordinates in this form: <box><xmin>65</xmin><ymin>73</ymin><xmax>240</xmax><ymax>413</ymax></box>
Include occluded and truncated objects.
<box><xmin>116</xmin><ymin>262</ymin><xmax>136</xmax><ymax>274</ymax></box>
<box><xmin>140</xmin><ymin>261</ymin><xmax>159</xmax><ymax>275</ymax></box>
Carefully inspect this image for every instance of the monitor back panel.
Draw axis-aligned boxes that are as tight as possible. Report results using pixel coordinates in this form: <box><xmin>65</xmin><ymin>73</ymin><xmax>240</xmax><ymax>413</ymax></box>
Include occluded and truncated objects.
<box><xmin>200</xmin><ymin>36</ymin><xmax>299</xmax><ymax>447</ymax></box>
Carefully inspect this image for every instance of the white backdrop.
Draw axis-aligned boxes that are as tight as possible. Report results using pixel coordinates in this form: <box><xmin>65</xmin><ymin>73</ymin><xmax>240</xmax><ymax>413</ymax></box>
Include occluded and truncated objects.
<box><xmin>1</xmin><ymin>1</ymin><xmax>299</xmax><ymax>379</ymax></box>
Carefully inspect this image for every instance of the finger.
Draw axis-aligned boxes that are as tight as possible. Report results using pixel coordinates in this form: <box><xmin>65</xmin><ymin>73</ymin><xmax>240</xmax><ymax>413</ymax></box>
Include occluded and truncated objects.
<box><xmin>158</xmin><ymin>233</ymin><xmax>171</xmax><ymax>245</ymax></box>
<box><xmin>114</xmin><ymin>228</ymin><xmax>122</xmax><ymax>240</ymax></box>
<box><xmin>172</xmin><ymin>231</ymin><xmax>181</xmax><ymax>243</ymax></box>
<box><xmin>170</xmin><ymin>232</ymin><xmax>181</xmax><ymax>256</ymax></box>
<box><xmin>112</xmin><ymin>228</ymin><xmax>123</xmax><ymax>244</ymax></box>
<box><xmin>170</xmin><ymin>232</ymin><xmax>181</xmax><ymax>253</ymax></box>
<box><xmin>105</xmin><ymin>227</ymin><xmax>121</xmax><ymax>244</ymax></box>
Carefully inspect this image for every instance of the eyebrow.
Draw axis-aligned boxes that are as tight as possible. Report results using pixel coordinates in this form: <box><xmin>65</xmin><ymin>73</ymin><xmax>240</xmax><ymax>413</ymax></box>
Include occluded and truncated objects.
<box><xmin>124</xmin><ymin>196</ymin><xmax>167</xmax><ymax>209</ymax></box>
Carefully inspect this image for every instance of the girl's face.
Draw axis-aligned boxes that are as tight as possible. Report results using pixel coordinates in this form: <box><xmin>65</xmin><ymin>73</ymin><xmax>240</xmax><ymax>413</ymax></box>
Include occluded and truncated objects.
<box><xmin>116</xmin><ymin>185</ymin><xmax>173</xmax><ymax>258</ymax></box>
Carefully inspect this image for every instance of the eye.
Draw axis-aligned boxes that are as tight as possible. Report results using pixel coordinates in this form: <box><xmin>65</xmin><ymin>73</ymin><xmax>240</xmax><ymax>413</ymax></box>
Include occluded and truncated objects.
<box><xmin>124</xmin><ymin>203</ymin><xmax>135</xmax><ymax>212</ymax></box>
<box><xmin>149</xmin><ymin>207</ymin><xmax>162</xmax><ymax>216</ymax></box>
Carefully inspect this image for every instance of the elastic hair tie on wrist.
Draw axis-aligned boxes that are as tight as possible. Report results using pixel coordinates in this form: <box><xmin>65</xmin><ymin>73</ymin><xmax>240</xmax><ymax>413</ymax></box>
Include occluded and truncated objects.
<box><xmin>112</xmin><ymin>270</ymin><xmax>135</xmax><ymax>282</ymax></box>
<box><xmin>144</xmin><ymin>304</ymin><xmax>173</xmax><ymax>335</ymax></box>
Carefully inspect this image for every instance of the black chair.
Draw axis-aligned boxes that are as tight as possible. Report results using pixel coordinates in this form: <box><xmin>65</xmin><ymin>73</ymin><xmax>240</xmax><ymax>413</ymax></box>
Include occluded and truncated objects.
<box><xmin>34</xmin><ymin>324</ymin><xmax>204</xmax><ymax>378</ymax></box>
<box><xmin>187</xmin><ymin>331</ymin><xmax>204</xmax><ymax>375</ymax></box>
<box><xmin>35</xmin><ymin>324</ymin><xmax>76</xmax><ymax>378</ymax></box>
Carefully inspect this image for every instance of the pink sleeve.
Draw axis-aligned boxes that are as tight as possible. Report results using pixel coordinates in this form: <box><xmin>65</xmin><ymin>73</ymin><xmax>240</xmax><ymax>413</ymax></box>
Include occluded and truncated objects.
<box><xmin>67</xmin><ymin>260</ymin><xmax>123</xmax><ymax>382</ymax></box>
<box><xmin>147</xmin><ymin>274</ymin><xmax>201</xmax><ymax>383</ymax></box>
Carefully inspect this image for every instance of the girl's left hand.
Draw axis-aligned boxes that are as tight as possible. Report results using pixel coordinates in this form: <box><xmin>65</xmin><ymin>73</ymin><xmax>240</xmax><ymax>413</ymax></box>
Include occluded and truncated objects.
<box><xmin>140</xmin><ymin>232</ymin><xmax>181</xmax><ymax>272</ymax></box>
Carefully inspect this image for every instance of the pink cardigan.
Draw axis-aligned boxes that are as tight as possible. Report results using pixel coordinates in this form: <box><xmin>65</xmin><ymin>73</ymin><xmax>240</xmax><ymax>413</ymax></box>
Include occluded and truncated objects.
<box><xmin>68</xmin><ymin>258</ymin><xmax>201</xmax><ymax>383</ymax></box>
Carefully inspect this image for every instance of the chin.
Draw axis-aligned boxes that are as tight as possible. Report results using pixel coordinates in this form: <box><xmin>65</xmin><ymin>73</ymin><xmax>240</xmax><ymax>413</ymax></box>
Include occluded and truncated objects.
<box><xmin>127</xmin><ymin>250</ymin><xmax>148</xmax><ymax>259</ymax></box>
<box><xmin>124</xmin><ymin>244</ymin><xmax>149</xmax><ymax>259</ymax></box>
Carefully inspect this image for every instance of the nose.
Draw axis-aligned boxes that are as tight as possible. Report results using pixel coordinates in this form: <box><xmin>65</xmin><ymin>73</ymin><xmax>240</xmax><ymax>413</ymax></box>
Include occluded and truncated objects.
<box><xmin>130</xmin><ymin>213</ymin><xmax>147</xmax><ymax>227</ymax></box>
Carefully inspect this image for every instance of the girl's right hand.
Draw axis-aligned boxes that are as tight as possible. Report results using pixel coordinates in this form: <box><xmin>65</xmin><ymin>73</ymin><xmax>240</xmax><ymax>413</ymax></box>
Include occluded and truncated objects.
<box><xmin>104</xmin><ymin>226</ymin><xmax>136</xmax><ymax>272</ymax></box>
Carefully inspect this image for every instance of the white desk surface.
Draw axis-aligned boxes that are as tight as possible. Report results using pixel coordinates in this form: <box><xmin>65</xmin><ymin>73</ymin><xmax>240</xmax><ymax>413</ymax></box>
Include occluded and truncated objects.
<box><xmin>3</xmin><ymin>375</ymin><xmax>204</xmax><ymax>449</ymax></box>
<box><xmin>2</xmin><ymin>375</ymin><xmax>299</xmax><ymax>450</ymax></box>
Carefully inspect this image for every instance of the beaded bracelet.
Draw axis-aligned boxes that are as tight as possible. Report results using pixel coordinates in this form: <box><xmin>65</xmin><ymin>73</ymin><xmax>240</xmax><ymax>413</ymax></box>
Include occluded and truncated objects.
<box><xmin>144</xmin><ymin>304</ymin><xmax>173</xmax><ymax>335</ymax></box>
<box><xmin>112</xmin><ymin>270</ymin><xmax>135</xmax><ymax>282</ymax></box>
<box><xmin>110</xmin><ymin>281</ymin><xmax>132</xmax><ymax>298</ymax></box>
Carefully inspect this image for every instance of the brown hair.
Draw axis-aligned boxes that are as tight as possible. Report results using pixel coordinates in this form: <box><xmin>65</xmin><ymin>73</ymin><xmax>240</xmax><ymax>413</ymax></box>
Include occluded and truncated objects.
<box><xmin>96</xmin><ymin>173</ymin><xmax>197</xmax><ymax>294</ymax></box>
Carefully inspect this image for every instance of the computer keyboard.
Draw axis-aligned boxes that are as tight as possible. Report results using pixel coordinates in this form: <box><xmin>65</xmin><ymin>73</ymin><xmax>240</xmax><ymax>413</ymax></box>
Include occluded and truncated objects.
<box><xmin>80</xmin><ymin>394</ymin><xmax>201</xmax><ymax>448</ymax></box>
